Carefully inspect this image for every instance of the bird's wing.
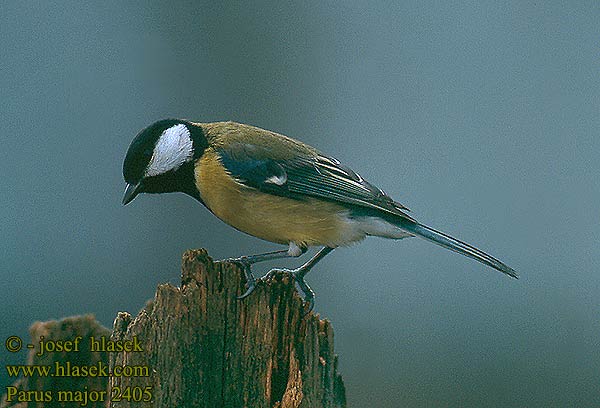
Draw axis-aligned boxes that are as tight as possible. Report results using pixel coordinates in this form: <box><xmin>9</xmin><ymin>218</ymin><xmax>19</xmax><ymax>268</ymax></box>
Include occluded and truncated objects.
<box><xmin>216</xmin><ymin>142</ymin><xmax>414</xmax><ymax>221</ymax></box>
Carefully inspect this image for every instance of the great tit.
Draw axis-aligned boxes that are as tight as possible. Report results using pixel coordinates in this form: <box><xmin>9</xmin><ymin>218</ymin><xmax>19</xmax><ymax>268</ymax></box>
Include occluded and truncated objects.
<box><xmin>122</xmin><ymin>119</ymin><xmax>517</xmax><ymax>311</ymax></box>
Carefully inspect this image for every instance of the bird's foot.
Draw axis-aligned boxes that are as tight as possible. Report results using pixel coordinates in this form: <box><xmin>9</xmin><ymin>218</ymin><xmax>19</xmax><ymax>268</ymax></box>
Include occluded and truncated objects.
<box><xmin>230</xmin><ymin>261</ymin><xmax>315</xmax><ymax>314</ymax></box>
<box><xmin>237</xmin><ymin>274</ymin><xmax>257</xmax><ymax>300</ymax></box>
<box><xmin>222</xmin><ymin>256</ymin><xmax>252</xmax><ymax>268</ymax></box>
<box><xmin>222</xmin><ymin>257</ymin><xmax>257</xmax><ymax>300</ymax></box>
<box><xmin>262</xmin><ymin>268</ymin><xmax>315</xmax><ymax>315</ymax></box>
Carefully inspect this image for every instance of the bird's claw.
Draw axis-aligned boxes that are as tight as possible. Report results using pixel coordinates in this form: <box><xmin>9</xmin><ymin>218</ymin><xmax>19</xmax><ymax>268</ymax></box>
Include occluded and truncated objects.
<box><xmin>234</xmin><ymin>265</ymin><xmax>315</xmax><ymax>314</ymax></box>
<box><xmin>260</xmin><ymin>267</ymin><xmax>287</xmax><ymax>282</ymax></box>
<box><xmin>223</xmin><ymin>256</ymin><xmax>252</xmax><ymax>269</ymax></box>
<box><xmin>292</xmin><ymin>270</ymin><xmax>315</xmax><ymax>315</ymax></box>
<box><xmin>264</xmin><ymin>268</ymin><xmax>315</xmax><ymax>314</ymax></box>
<box><xmin>237</xmin><ymin>268</ymin><xmax>281</xmax><ymax>299</ymax></box>
<box><xmin>237</xmin><ymin>277</ymin><xmax>257</xmax><ymax>299</ymax></box>
<box><xmin>224</xmin><ymin>257</ymin><xmax>258</xmax><ymax>300</ymax></box>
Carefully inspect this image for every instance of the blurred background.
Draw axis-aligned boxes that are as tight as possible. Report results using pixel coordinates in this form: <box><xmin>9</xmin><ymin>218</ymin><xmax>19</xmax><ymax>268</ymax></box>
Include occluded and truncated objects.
<box><xmin>1</xmin><ymin>1</ymin><xmax>598</xmax><ymax>406</ymax></box>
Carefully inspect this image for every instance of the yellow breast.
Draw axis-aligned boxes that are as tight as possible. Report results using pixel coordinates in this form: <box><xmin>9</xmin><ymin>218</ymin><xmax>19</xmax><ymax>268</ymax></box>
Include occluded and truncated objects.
<box><xmin>195</xmin><ymin>149</ymin><xmax>355</xmax><ymax>247</ymax></box>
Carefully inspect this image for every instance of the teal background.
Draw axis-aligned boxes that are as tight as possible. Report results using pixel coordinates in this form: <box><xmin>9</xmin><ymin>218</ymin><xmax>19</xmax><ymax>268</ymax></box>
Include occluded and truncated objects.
<box><xmin>1</xmin><ymin>1</ymin><xmax>599</xmax><ymax>406</ymax></box>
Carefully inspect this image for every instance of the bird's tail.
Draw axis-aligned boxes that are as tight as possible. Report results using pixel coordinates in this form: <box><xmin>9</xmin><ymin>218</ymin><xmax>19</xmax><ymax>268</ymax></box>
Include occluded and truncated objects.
<box><xmin>396</xmin><ymin>218</ymin><xmax>518</xmax><ymax>279</ymax></box>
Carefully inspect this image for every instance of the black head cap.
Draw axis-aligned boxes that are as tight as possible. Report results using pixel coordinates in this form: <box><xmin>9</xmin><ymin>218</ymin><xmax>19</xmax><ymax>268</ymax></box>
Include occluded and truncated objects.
<box><xmin>123</xmin><ymin>119</ymin><xmax>186</xmax><ymax>184</ymax></box>
<box><xmin>122</xmin><ymin>119</ymin><xmax>207</xmax><ymax>204</ymax></box>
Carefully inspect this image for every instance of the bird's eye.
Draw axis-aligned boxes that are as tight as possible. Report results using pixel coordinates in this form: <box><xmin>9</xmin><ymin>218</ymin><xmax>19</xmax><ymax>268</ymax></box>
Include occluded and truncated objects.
<box><xmin>143</xmin><ymin>148</ymin><xmax>153</xmax><ymax>157</ymax></box>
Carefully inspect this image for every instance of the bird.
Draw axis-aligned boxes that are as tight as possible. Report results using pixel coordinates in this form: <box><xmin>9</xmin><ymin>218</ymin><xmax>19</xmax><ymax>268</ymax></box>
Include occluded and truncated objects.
<box><xmin>122</xmin><ymin>119</ymin><xmax>517</xmax><ymax>311</ymax></box>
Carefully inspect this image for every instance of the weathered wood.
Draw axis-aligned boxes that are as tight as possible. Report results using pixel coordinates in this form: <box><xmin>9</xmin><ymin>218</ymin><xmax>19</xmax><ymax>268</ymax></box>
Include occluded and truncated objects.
<box><xmin>109</xmin><ymin>248</ymin><xmax>346</xmax><ymax>408</ymax></box>
<box><xmin>1</xmin><ymin>249</ymin><xmax>346</xmax><ymax>408</ymax></box>
<box><xmin>0</xmin><ymin>315</ymin><xmax>110</xmax><ymax>408</ymax></box>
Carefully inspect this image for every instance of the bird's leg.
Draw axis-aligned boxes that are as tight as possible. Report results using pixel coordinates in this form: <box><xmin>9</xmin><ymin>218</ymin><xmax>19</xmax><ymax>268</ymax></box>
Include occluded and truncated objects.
<box><xmin>262</xmin><ymin>246</ymin><xmax>334</xmax><ymax>313</ymax></box>
<box><xmin>223</xmin><ymin>243</ymin><xmax>307</xmax><ymax>299</ymax></box>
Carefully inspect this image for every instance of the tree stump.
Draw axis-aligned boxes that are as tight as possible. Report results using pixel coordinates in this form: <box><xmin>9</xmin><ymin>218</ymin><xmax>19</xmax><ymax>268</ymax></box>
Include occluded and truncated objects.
<box><xmin>1</xmin><ymin>249</ymin><xmax>346</xmax><ymax>408</ymax></box>
<box><xmin>109</xmin><ymin>249</ymin><xmax>346</xmax><ymax>408</ymax></box>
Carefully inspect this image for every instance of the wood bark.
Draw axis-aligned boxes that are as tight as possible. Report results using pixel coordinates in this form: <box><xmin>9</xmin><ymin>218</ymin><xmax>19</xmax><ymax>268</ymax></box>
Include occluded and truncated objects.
<box><xmin>1</xmin><ymin>249</ymin><xmax>346</xmax><ymax>408</ymax></box>
<box><xmin>109</xmin><ymin>248</ymin><xmax>346</xmax><ymax>408</ymax></box>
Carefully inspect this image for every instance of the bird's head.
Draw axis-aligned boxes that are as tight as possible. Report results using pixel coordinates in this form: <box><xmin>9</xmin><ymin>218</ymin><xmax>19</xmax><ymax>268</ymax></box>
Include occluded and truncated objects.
<box><xmin>122</xmin><ymin>119</ymin><xmax>207</xmax><ymax>205</ymax></box>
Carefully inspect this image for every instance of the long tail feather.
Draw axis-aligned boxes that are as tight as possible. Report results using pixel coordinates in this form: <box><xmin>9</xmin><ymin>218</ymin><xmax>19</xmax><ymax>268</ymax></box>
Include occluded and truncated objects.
<box><xmin>398</xmin><ymin>220</ymin><xmax>518</xmax><ymax>278</ymax></box>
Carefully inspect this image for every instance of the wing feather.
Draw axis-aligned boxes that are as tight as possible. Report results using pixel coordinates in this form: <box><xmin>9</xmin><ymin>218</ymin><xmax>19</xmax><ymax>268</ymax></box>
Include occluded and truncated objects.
<box><xmin>216</xmin><ymin>143</ymin><xmax>413</xmax><ymax>221</ymax></box>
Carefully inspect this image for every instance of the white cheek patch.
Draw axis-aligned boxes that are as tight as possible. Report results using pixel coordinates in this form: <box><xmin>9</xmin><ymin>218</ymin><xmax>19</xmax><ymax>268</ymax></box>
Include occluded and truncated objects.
<box><xmin>146</xmin><ymin>124</ymin><xmax>193</xmax><ymax>177</ymax></box>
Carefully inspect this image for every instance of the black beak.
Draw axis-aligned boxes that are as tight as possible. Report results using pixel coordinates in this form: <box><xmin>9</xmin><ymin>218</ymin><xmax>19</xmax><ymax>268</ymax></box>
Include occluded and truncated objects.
<box><xmin>122</xmin><ymin>183</ymin><xmax>141</xmax><ymax>205</ymax></box>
